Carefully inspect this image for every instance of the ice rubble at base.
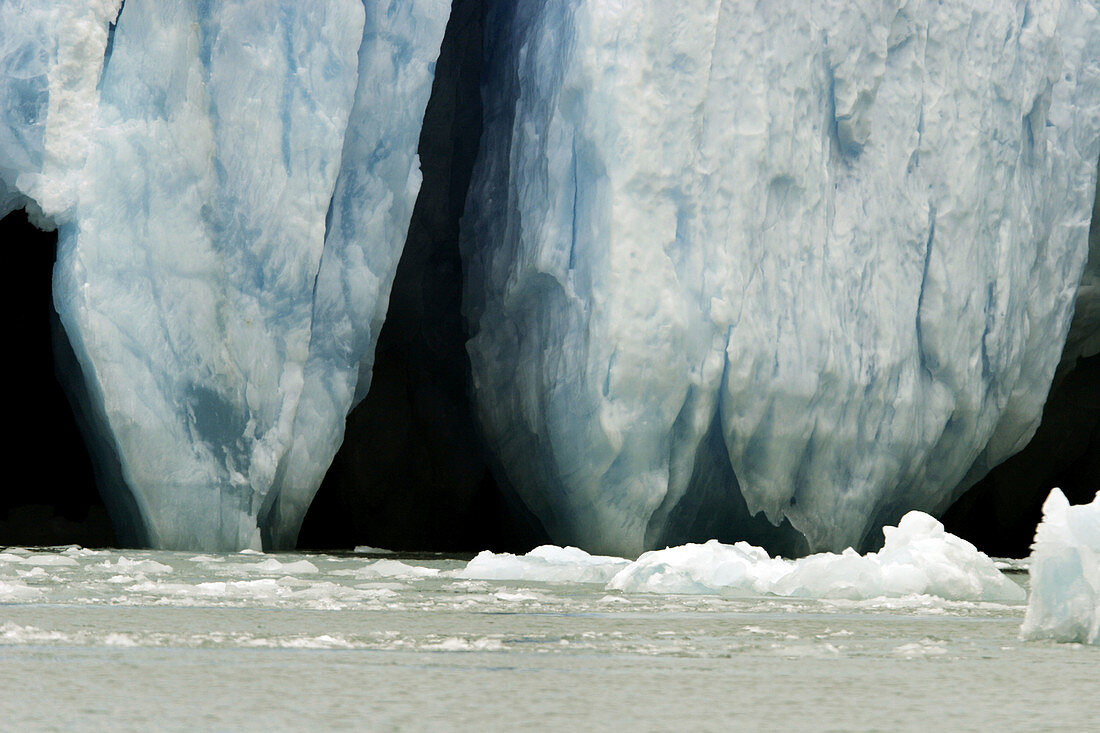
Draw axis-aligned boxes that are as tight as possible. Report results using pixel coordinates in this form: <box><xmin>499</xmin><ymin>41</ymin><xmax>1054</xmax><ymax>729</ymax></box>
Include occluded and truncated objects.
<box><xmin>0</xmin><ymin>0</ymin><xmax>448</xmax><ymax>550</ymax></box>
<box><xmin>462</xmin><ymin>511</ymin><xmax>1026</xmax><ymax>602</ymax></box>
<box><xmin>463</xmin><ymin>0</ymin><xmax>1100</xmax><ymax>556</ymax></box>
<box><xmin>1021</xmin><ymin>489</ymin><xmax>1100</xmax><ymax>645</ymax></box>
<box><xmin>460</xmin><ymin>545</ymin><xmax>630</xmax><ymax>584</ymax></box>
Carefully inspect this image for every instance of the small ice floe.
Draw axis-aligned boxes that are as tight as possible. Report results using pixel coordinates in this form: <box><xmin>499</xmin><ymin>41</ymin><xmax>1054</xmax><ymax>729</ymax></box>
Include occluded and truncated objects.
<box><xmin>16</xmin><ymin>553</ymin><xmax>79</xmax><ymax>568</ymax></box>
<box><xmin>993</xmin><ymin>557</ymin><xmax>1029</xmax><ymax>573</ymax></box>
<box><xmin>221</xmin><ymin>558</ymin><xmax>319</xmax><ymax>575</ymax></box>
<box><xmin>92</xmin><ymin>557</ymin><xmax>173</xmax><ymax>575</ymax></box>
<box><xmin>421</xmin><ymin>636</ymin><xmax>505</xmax><ymax>652</ymax></box>
<box><xmin>458</xmin><ymin>545</ymin><xmax>630</xmax><ymax>583</ymax></box>
<box><xmin>356</xmin><ymin>559</ymin><xmax>439</xmax><ymax>579</ymax></box>
<box><xmin>893</xmin><ymin>638</ymin><xmax>948</xmax><ymax>658</ymax></box>
<box><xmin>1020</xmin><ymin>489</ymin><xmax>1099</xmax><ymax>646</ymax></box>
<box><xmin>0</xmin><ymin>581</ymin><xmax>43</xmax><ymax>601</ymax></box>
<box><xmin>353</xmin><ymin>546</ymin><xmax>396</xmax><ymax>555</ymax></box>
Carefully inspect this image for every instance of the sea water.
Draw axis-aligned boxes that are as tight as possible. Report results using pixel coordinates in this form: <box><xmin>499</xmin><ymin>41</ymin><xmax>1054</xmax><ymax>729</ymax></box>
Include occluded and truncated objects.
<box><xmin>0</xmin><ymin>547</ymin><xmax>1095</xmax><ymax>731</ymax></box>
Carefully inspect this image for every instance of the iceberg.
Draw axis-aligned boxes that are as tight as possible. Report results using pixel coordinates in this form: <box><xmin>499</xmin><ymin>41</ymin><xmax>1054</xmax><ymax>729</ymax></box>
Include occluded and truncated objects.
<box><xmin>1021</xmin><ymin>488</ymin><xmax>1100</xmax><ymax>645</ymax></box>
<box><xmin>459</xmin><ymin>511</ymin><xmax>1025</xmax><ymax>603</ymax></box>
<box><xmin>462</xmin><ymin>0</ymin><xmax>1100</xmax><ymax>556</ymax></box>
<box><xmin>1</xmin><ymin>0</ymin><xmax>449</xmax><ymax>549</ymax></box>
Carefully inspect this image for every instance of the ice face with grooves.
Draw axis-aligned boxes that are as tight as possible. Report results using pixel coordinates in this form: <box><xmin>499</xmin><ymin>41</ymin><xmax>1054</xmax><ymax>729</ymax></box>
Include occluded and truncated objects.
<box><xmin>463</xmin><ymin>0</ymin><xmax>1100</xmax><ymax>555</ymax></box>
<box><xmin>1</xmin><ymin>0</ymin><xmax>448</xmax><ymax>550</ymax></box>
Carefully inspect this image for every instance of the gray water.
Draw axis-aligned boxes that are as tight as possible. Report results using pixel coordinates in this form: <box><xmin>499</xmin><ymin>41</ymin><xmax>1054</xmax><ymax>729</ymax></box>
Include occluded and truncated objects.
<box><xmin>0</xmin><ymin>547</ymin><xmax>1095</xmax><ymax>731</ymax></box>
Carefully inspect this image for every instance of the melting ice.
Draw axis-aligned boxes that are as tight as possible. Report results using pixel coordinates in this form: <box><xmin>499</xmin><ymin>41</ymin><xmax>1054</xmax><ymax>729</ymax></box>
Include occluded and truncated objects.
<box><xmin>463</xmin><ymin>511</ymin><xmax>1026</xmax><ymax>602</ymax></box>
<box><xmin>1021</xmin><ymin>488</ymin><xmax>1100</xmax><ymax>645</ymax></box>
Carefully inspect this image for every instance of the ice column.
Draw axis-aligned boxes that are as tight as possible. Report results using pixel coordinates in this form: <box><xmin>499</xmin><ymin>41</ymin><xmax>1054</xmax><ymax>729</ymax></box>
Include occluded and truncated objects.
<box><xmin>2</xmin><ymin>0</ymin><xmax>448</xmax><ymax>550</ymax></box>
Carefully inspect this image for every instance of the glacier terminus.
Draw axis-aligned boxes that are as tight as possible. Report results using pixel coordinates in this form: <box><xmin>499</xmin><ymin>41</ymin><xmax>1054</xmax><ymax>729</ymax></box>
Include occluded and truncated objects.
<box><xmin>1</xmin><ymin>0</ymin><xmax>1098</xmax><ymax>554</ymax></box>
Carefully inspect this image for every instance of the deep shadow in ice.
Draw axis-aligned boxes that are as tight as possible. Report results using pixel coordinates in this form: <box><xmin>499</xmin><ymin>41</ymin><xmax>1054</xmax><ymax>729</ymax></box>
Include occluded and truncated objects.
<box><xmin>0</xmin><ymin>209</ymin><xmax>115</xmax><ymax>547</ymax></box>
<box><xmin>943</xmin><ymin>353</ymin><xmax>1099</xmax><ymax>557</ymax></box>
<box><xmin>298</xmin><ymin>0</ymin><xmax>547</xmax><ymax>554</ymax></box>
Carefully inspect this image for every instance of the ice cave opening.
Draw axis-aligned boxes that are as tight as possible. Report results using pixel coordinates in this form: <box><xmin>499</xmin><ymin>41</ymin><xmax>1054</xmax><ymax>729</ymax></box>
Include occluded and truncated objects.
<box><xmin>0</xmin><ymin>208</ymin><xmax>114</xmax><ymax>547</ymax></box>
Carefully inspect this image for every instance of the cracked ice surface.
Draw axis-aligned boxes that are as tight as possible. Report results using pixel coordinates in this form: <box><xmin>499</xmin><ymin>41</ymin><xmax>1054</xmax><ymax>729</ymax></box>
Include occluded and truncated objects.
<box><xmin>0</xmin><ymin>0</ymin><xmax>448</xmax><ymax>549</ymax></box>
<box><xmin>462</xmin><ymin>0</ymin><xmax>1100</xmax><ymax>556</ymax></box>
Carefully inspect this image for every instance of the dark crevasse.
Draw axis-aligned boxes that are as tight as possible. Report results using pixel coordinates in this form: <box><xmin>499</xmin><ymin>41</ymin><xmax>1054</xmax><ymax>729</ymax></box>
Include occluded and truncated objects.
<box><xmin>0</xmin><ymin>209</ymin><xmax>115</xmax><ymax>547</ymax></box>
<box><xmin>298</xmin><ymin>0</ymin><xmax>547</xmax><ymax>553</ymax></box>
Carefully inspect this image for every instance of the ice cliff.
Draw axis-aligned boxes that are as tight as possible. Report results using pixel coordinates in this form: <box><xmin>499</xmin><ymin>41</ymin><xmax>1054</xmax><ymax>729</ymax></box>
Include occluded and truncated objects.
<box><xmin>0</xmin><ymin>0</ymin><xmax>448</xmax><ymax>549</ymax></box>
<box><xmin>2</xmin><ymin>1</ymin><xmax>1099</xmax><ymax>554</ymax></box>
<box><xmin>462</xmin><ymin>0</ymin><xmax>1100</xmax><ymax>556</ymax></box>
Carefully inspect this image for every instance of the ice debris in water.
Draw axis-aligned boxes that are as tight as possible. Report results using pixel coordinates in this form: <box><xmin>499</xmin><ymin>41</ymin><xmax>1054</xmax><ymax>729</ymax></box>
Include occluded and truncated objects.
<box><xmin>459</xmin><ymin>545</ymin><xmax>631</xmax><ymax>584</ymax></box>
<box><xmin>462</xmin><ymin>512</ymin><xmax>1025</xmax><ymax>603</ymax></box>
<box><xmin>1021</xmin><ymin>489</ymin><xmax>1100</xmax><ymax>646</ymax></box>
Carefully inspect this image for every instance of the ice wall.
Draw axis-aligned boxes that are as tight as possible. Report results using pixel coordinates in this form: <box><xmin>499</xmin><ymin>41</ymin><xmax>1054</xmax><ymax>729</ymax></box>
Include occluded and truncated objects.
<box><xmin>463</xmin><ymin>0</ymin><xmax>1100</xmax><ymax>556</ymax></box>
<box><xmin>1</xmin><ymin>0</ymin><xmax>448</xmax><ymax>550</ymax></box>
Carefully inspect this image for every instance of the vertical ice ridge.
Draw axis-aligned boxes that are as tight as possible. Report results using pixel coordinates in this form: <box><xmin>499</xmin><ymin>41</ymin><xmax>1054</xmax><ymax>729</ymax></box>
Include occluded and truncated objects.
<box><xmin>263</xmin><ymin>0</ymin><xmax>449</xmax><ymax>549</ymax></box>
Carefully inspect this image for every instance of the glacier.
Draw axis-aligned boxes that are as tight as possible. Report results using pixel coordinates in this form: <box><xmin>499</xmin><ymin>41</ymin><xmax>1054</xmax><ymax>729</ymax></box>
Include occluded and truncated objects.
<box><xmin>2</xmin><ymin>0</ymin><xmax>1099</xmax><ymax>555</ymax></box>
<box><xmin>462</xmin><ymin>0</ymin><xmax>1100</xmax><ymax>556</ymax></box>
<box><xmin>0</xmin><ymin>0</ymin><xmax>448</xmax><ymax>549</ymax></box>
<box><xmin>1021</xmin><ymin>488</ymin><xmax>1100</xmax><ymax>645</ymax></box>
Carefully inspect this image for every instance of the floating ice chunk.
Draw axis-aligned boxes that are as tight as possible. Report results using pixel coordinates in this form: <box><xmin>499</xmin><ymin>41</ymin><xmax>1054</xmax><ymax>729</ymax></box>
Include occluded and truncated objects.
<box><xmin>19</xmin><ymin>554</ymin><xmax>79</xmax><ymax>568</ymax></box>
<box><xmin>353</xmin><ymin>546</ymin><xmax>397</xmax><ymax>555</ymax></box>
<box><xmin>607</xmin><ymin>512</ymin><xmax>1024</xmax><ymax>602</ymax></box>
<box><xmin>993</xmin><ymin>558</ymin><xmax>1030</xmax><ymax>573</ymax></box>
<box><xmin>1021</xmin><ymin>489</ymin><xmax>1100</xmax><ymax>646</ymax></box>
<box><xmin>0</xmin><ymin>581</ymin><xmax>43</xmax><ymax>601</ymax></box>
<box><xmin>92</xmin><ymin>557</ymin><xmax>173</xmax><ymax>575</ymax></box>
<box><xmin>229</xmin><ymin>559</ymin><xmax>319</xmax><ymax>575</ymax></box>
<box><xmin>893</xmin><ymin>639</ymin><xmax>948</xmax><ymax>658</ymax></box>
<box><xmin>458</xmin><ymin>545</ymin><xmax>631</xmax><ymax>584</ymax></box>
<box><xmin>357</xmin><ymin>559</ymin><xmax>440</xmax><ymax>579</ymax></box>
<box><xmin>421</xmin><ymin>636</ymin><xmax>505</xmax><ymax>652</ymax></box>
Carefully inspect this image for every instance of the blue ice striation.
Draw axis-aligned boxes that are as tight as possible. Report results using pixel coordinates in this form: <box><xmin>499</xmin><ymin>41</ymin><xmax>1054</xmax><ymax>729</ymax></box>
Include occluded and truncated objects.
<box><xmin>0</xmin><ymin>0</ymin><xmax>448</xmax><ymax>549</ymax></box>
<box><xmin>462</xmin><ymin>0</ymin><xmax>1100</xmax><ymax>555</ymax></box>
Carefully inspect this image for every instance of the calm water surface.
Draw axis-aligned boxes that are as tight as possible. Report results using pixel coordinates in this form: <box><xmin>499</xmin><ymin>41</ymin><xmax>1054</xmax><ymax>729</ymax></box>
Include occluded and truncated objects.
<box><xmin>0</xmin><ymin>547</ymin><xmax>1094</xmax><ymax>731</ymax></box>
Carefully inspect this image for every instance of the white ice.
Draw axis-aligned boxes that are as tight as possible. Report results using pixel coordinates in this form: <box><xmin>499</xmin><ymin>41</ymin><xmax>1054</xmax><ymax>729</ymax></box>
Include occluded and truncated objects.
<box><xmin>1021</xmin><ymin>488</ymin><xmax>1100</xmax><ymax>645</ymax></box>
<box><xmin>461</xmin><ymin>511</ymin><xmax>1026</xmax><ymax>603</ymax></box>
<box><xmin>459</xmin><ymin>545</ymin><xmax>630</xmax><ymax>584</ymax></box>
